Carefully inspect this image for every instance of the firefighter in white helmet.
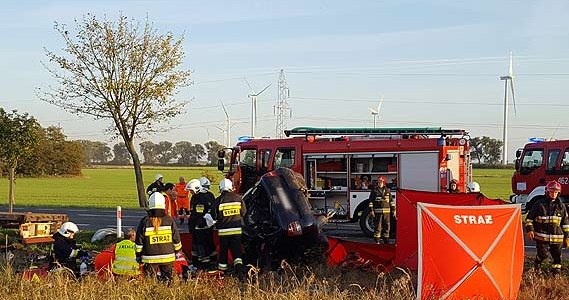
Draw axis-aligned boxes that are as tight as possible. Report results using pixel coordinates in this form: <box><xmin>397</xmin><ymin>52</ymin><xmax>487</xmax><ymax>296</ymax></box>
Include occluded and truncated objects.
<box><xmin>52</xmin><ymin>221</ymin><xmax>88</xmax><ymax>273</ymax></box>
<box><xmin>147</xmin><ymin>173</ymin><xmax>166</xmax><ymax>196</ymax></box>
<box><xmin>466</xmin><ymin>182</ymin><xmax>480</xmax><ymax>193</ymax></box>
<box><xmin>135</xmin><ymin>192</ymin><xmax>182</xmax><ymax>282</ymax></box>
<box><xmin>187</xmin><ymin>178</ymin><xmax>217</xmax><ymax>269</ymax></box>
<box><xmin>211</xmin><ymin>178</ymin><xmax>247</xmax><ymax>278</ymax></box>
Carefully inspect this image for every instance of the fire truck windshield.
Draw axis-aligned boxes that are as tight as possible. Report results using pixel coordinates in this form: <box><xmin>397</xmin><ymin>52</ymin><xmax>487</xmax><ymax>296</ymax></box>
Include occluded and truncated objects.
<box><xmin>520</xmin><ymin>149</ymin><xmax>543</xmax><ymax>171</ymax></box>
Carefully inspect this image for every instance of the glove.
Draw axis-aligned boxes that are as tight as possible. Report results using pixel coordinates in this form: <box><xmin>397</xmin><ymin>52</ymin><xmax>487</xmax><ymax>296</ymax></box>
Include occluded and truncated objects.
<box><xmin>564</xmin><ymin>238</ymin><xmax>569</xmax><ymax>249</ymax></box>
<box><xmin>204</xmin><ymin>213</ymin><xmax>216</xmax><ymax>228</ymax></box>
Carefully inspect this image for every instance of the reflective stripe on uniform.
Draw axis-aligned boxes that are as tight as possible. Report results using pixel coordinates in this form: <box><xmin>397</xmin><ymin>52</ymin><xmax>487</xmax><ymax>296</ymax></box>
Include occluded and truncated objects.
<box><xmin>135</xmin><ymin>244</ymin><xmax>143</xmax><ymax>253</ymax></box>
<box><xmin>173</xmin><ymin>242</ymin><xmax>182</xmax><ymax>251</ymax></box>
<box><xmin>552</xmin><ymin>264</ymin><xmax>562</xmax><ymax>269</ymax></box>
<box><xmin>144</xmin><ymin>226</ymin><xmax>173</xmax><ymax>236</ymax></box>
<box><xmin>218</xmin><ymin>227</ymin><xmax>242</xmax><ymax>236</ymax></box>
<box><xmin>218</xmin><ymin>263</ymin><xmax>228</xmax><ymax>271</ymax></box>
<box><xmin>563</xmin><ymin>225</ymin><xmax>569</xmax><ymax>232</ymax></box>
<box><xmin>534</xmin><ymin>232</ymin><xmax>565</xmax><ymax>243</ymax></box>
<box><xmin>141</xmin><ymin>253</ymin><xmax>176</xmax><ymax>264</ymax></box>
<box><xmin>535</xmin><ymin>216</ymin><xmax>562</xmax><ymax>225</ymax></box>
<box><xmin>70</xmin><ymin>249</ymin><xmax>79</xmax><ymax>258</ymax></box>
<box><xmin>234</xmin><ymin>258</ymin><xmax>243</xmax><ymax>265</ymax></box>
<box><xmin>219</xmin><ymin>202</ymin><xmax>242</xmax><ymax>209</ymax></box>
<box><xmin>373</xmin><ymin>208</ymin><xmax>390</xmax><ymax>214</ymax></box>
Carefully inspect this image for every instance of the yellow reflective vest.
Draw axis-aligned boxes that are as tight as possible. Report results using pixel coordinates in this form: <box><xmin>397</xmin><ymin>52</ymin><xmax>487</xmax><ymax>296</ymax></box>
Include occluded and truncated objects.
<box><xmin>112</xmin><ymin>240</ymin><xmax>141</xmax><ymax>276</ymax></box>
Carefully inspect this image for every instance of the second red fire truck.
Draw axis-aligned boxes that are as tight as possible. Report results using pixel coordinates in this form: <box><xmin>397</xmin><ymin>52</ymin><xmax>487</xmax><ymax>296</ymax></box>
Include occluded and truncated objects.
<box><xmin>218</xmin><ymin>127</ymin><xmax>472</xmax><ymax>236</ymax></box>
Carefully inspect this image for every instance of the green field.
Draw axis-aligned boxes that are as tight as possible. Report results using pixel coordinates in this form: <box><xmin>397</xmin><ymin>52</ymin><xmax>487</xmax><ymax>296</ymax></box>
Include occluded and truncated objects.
<box><xmin>0</xmin><ymin>166</ymin><xmax>222</xmax><ymax>209</ymax></box>
<box><xmin>0</xmin><ymin>167</ymin><xmax>514</xmax><ymax>209</ymax></box>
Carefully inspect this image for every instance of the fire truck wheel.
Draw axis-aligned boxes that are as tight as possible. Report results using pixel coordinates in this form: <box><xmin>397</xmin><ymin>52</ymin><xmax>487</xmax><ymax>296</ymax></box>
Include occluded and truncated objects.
<box><xmin>359</xmin><ymin>207</ymin><xmax>375</xmax><ymax>238</ymax></box>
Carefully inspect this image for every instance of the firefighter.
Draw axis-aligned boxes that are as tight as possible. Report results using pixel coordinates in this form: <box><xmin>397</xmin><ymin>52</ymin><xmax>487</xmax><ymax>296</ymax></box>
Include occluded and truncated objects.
<box><xmin>198</xmin><ymin>177</ymin><xmax>218</xmax><ymax>265</ymax></box>
<box><xmin>112</xmin><ymin>228</ymin><xmax>141</xmax><ymax>277</ymax></box>
<box><xmin>52</xmin><ymin>222</ymin><xmax>88</xmax><ymax>273</ymax></box>
<box><xmin>135</xmin><ymin>192</ymin><xmax>182</xmax><ymax>282</ymax></box>
<box><xmin>147</xmin><ymin>173</ymin><xmax>165</xmax><ymax>196</ymax></box>
<box><xmin>368</xmin><ymin>176</ymin><xmax>392</xmax><ymax>244</ymax></box>
<box><xmin>187</xmin><ymin>179</ymin><xmax>214</xmax><ymax>269</ymax></box>
<box><xmin>526</xmin><ymin>181</ymin><xmax>569</xmax><ymax>275</ymax></box>
<box><xmin>448</xmin><ymin>179</ymin><xmax>460</xmax><ymax>193</ymax></box>
<box><xmin>211</xmin><ymin>178</ymin><xmax>246</xmax><ymax>277</ymax></box>
<box><xmin>466</xmin><ymin>181</ymin><xmax>480</xmax><ymax>193</ymax></box>
<box><xmin>175</xmin><ymin>177</ymin><xmax>190</xmax><ymax>224</ymax></box>
<box><xmin>164</xmin><ymin>183</ymin><xmax>178</xmax><ymax>218</ymax></box>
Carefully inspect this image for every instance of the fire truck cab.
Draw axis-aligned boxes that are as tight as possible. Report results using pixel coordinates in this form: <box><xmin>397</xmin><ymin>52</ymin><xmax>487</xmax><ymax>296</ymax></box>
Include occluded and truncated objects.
<box><xmin>218</xmin><ymin>127</ymin><xmax>472</xmax><ymax>236</ymax></box>
<box><xmin>511</xmin><ymin>139</ymin><xmax>569</xmax><ymax>212</ymax></box>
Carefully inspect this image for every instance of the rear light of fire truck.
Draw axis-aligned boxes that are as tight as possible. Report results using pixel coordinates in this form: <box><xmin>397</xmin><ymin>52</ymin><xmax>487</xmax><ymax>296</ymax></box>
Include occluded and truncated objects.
<box><xmin>287</xmin><ymin>221</ymin><xmax>302</xmax><ymax>236</ymax></box>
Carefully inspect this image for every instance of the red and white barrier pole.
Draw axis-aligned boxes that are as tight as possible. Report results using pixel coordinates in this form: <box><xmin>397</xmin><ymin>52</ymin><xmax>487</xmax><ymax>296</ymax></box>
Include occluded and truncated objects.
<box><xmin>117</xmin><ymin>206</ymin><xmax>122</xmax><ymax>238</ymax></box>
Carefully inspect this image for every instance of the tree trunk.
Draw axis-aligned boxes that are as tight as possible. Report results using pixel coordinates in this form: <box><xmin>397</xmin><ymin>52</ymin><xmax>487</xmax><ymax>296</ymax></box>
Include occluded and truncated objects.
<box><xmin>126</xmin><ymin>140</ymin><xmax>147</xmax><ymax>208</ymax></box>
<box><xmin>8</xmin><ymin>167</ymin><xmax>15</xmax><ymax>213</ymax></box>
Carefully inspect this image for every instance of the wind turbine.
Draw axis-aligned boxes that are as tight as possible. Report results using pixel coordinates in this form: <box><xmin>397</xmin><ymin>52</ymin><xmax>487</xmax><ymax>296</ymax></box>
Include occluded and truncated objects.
<box><xmin>245</xmin><ymin>78</ymin><xmax>271</xmax><ymax>137</ymax></box>
<box><xmin>499</xmin><ymin>51</ymin><xmax>516</xmax><ymax>165</ymax></box>
<box><xmin>368</xmin><ymin>96</ymin><xmax>384</xmax><ymax>128</ymax></box>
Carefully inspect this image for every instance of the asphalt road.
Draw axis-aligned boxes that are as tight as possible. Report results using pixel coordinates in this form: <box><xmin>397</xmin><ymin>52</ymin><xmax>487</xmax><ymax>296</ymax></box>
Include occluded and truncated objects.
<box><xmin>1</xmin><ymin>206</ymin><xmax>559</xmax><ymax>256</ymax></box>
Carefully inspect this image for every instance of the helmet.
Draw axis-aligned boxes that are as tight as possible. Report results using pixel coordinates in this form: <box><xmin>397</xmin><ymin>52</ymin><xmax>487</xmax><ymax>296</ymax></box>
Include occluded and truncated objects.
<box><xmin>378</xmin><ymin>176</ymin><xmax>387</xmax><ymax>183</ymax></box>
<box><xmin>148</xmin><ymin>192</ymin><xmax>166</xmax><ymax>209</ymax></box>
<box><xmin>58</xmin><ymin>222</ymin><xmax>79</xmax><ymax>238</ymax></box>
<box><xmin>154</xmin><ymin>173</ymin><xmax>164</xmax><ymax>181</ymax></box>
<box><xmin>185</xmin><ymin>179</ymin><xmax>201</xmax><ymax>193</ymax></box>
<box><xmin>466</xmin><ymin>182</ymin><xmax>480</xmax><ymax>193</ymax></box>
<box><xmin>199</xmin><ymin>177</ymin><xmax>211</xmax><ymax>190</ymax></box>
<box><xmin>219</xmin><ymin>178</ymin><xmax>233</xmax><ymax>192</ymax></box>
<box><xmin>546</xmin><ymin>181</ymin><xmax>562</xmax><ymax>192</ymax></box>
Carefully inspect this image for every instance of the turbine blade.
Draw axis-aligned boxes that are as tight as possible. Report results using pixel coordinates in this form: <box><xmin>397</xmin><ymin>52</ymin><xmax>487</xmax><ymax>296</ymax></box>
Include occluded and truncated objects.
<box><xmin>508</xmin><ymin>51</ymin><xmax>514</xmax><ymax>77</ymax></box>
<box><xmin>220</xmin><ymin>101</ymin><xmax>229</xmax><ymax>118</ymax></box>
<box><xmin>510</xmin><ymin>79</ymin><xmax>516</xmax><ymax>115</ymax></box>
<box><xmin>257</xmin><ymin>84</ymin><xmax>271</xmax><ymax>96</ymax></box>
<box><xmin>378</xmin><ymin>97</ymin><xmax>384</xmax><ymax>112</ymax></box>
<box><xmin>244</xmin><ymin>77</ymin><xmax>254</xmax><ymax>93</ymax></box>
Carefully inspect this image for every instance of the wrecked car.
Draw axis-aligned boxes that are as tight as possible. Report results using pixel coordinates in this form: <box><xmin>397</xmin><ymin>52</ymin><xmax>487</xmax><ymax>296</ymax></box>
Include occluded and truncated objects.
<box><xmin>242</xmin><ymin>167</ymin><xmax>328</xmax><ymax>269</ymax></box>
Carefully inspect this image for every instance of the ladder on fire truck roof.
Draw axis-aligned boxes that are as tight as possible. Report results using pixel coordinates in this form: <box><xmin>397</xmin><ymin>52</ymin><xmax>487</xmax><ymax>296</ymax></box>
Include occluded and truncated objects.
<box><xmin>284</xmin><ymin>127</ymin><xmax>467</xmax><ymax>137</ymax></box>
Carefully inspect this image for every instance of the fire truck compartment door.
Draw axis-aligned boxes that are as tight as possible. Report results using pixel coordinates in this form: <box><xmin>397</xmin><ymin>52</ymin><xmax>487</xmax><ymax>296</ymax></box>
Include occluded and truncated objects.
<box><xmin>399</xmin><ymin>152</ymin><xmax>439</xmax><ymax>192</ymax></box>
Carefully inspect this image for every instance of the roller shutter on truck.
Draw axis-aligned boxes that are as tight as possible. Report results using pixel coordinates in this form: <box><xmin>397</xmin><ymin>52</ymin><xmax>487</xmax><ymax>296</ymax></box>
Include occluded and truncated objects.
<box><xmin>399</xmin><ymin>152</ymin><xmax>440</xmax><ymax>192</ymax></box>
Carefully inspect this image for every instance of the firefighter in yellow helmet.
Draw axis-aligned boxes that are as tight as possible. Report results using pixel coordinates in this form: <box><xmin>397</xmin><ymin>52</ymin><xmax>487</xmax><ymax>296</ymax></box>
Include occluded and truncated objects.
<box><xmin>112</xmin><ymin>228</ymin><xmax>141</xmax><ymax>277</ymax></box>
<box><xmin>135</xmin><ymin>192</ymin><xmax>182</xmax><ymax>282</ymax></box>
<box><xmin>526</xmin><ymin>181</ymin><xmax>569</xmax><ymax>275</ymax></box>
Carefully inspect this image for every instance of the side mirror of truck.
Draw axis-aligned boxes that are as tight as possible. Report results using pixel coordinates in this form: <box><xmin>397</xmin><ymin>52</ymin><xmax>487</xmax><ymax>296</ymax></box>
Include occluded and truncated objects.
<box><xmin>217</xmin><ymin>158</ymin><xmax>225</xmax><ymax>171</ymax></box>
<box><xmin>515</xmin><ymin>149</ymin><xmax>522</xmax><ymax>158</ymax></box>
<box><xmin>217</xmin><ymin>150</ymin><xmax>226</xmax><ymax>159</ymax></box>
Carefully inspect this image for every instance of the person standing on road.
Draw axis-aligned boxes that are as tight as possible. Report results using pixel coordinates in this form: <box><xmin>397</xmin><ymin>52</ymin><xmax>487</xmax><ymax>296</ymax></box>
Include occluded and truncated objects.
<box><xmin>175</xmin><ymin>177</ymin><xmax>190</xmax><ymax>224</ymax></box>
<box><xmin>525</xmin><ymin>181</ymin><xmax>569</xmax><ymax>275</ymax></box>
<box><xmin>198</xmin><ymin>177</ymin><xmax>218</xmax><ymax>266</ymax></box>
<box><xmin>164</xmin><ymin>183</ymin><xmax>178</xmax><ymax>218</ymax></box>
<box><xmin>211</xmin><ymin>179</ymin><xmax>246</xmax><ymax>278</ymax></box>
<box><xmin>135</xmin><ymin>192</ymin><xmax>182</xmax><ymax>282</ymax></box>
<box><xmin>147</xmin><ymin>174</ymin><xmax>165</xmax><ymax>196</ymax></box>
<box><xmin>187</xmin><ymin>178</ymin><xmax>215</xmax><ymax>270</ymax></box>
<box><xmin>368</xmin><ymin>176</ymin><xmax>391</xmax><ymax>244</ymax></box>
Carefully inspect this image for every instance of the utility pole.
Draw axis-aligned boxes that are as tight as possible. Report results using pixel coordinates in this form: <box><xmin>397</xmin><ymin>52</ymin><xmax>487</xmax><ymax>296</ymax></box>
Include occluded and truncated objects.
<box><xmin>275</xmin><ymin>69</ymin><xmax>291</xmax><ymax>138</ymax></box>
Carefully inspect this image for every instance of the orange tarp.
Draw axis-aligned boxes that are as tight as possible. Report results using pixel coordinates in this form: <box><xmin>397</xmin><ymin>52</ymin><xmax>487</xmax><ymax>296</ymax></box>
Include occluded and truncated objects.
<box><xmin>394</xmin><ymin>189</ymin><xmax>504</xmax><ymax>270</ymax></box>
<box><xmin>417</xmin><ymin>203</ymin><xmax>523</xmax><ymax>300</ymax></box>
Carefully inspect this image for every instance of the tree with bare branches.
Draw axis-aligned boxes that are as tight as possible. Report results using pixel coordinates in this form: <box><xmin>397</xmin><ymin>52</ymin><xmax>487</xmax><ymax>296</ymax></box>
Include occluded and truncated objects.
<box><xmin>40</xmin><ymin>14</ymin><xmax>191</xmax><ymax>207</ymax></box>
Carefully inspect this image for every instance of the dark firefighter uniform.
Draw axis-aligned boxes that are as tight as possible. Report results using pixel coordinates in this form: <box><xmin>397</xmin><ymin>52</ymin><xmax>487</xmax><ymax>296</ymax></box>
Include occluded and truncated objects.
<box><xmin>52</xmin><ymin>232</ymin><xmax>87</xmax><ymax>272</ymax></box>
<box><xmin>525</xmin><ymin>196</ymin><xmax>569</xmax><ymax>274</ymax></box>
<box><xmin>211</xmin><ymin>190</ymin><xmax>247</xmax><ymax>273</ymax></box>
<box><xmin>188</xmin><ymin>190</ymin><xmax>216</xmax><ymax>268</ymax></box>
<box><xmin>368</xmin><ymin>184</ymin><xmax>392</xmax><ymax>243</ymax></box>
<box><xmin>135</xmin><ymin>209</ymin><xmax>182</xmax><ymax>281</ymax></box>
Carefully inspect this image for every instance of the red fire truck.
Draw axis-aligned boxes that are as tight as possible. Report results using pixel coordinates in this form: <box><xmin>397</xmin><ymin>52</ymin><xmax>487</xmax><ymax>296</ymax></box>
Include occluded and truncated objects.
<box><xmin>511</xmin><ymin>139</ymin><xmax>569</xmax><ymax>212</ymax></box>
<box><xmin>217</xmin><ymin>127</ymin><xmax>472</xmax><ymax>236</ymax></box>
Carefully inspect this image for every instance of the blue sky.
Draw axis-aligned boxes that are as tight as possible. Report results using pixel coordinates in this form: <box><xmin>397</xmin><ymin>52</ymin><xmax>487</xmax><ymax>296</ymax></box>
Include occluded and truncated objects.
<box><xmin>1</xmin><ymin>0</ymin><xmax>569</xmax><ymax>160</ymax></box>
